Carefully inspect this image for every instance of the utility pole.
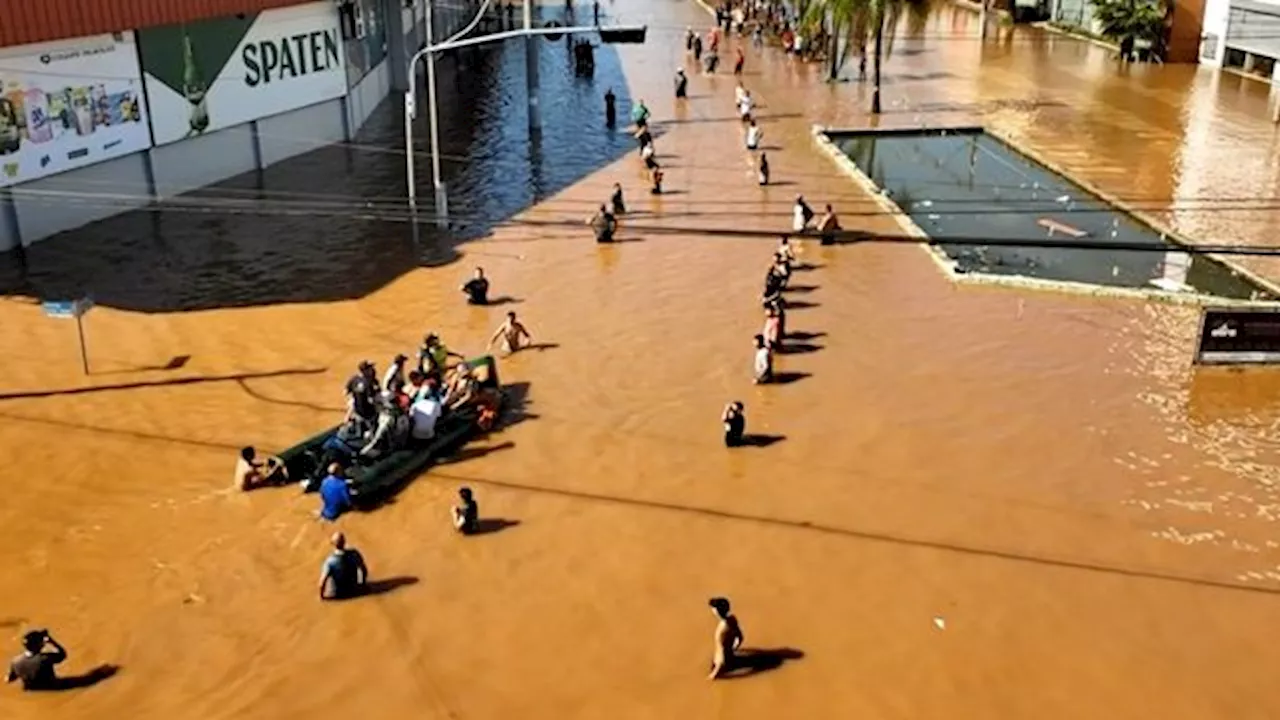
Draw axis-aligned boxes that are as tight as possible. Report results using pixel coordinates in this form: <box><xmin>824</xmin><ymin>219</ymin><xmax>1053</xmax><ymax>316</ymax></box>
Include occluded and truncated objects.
<box><xmin>402</xmin><ymin>13</ymin><xmax>646</xmax><ymax>225</ymax></box>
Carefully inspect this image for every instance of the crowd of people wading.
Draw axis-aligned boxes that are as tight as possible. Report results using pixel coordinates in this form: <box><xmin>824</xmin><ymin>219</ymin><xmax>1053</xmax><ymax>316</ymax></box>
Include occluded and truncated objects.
<box><xmin>8</xmin><ymin>0</ymin><xmax>839</xmax><ymax>693</ymax></box>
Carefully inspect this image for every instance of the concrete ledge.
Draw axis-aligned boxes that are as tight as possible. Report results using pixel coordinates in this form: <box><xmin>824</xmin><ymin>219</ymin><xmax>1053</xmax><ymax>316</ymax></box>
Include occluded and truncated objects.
<box><xmin>810</xmin><ymin>125</ymin><xmax>1280</xmax><ymax>308</ymax></box>
<box><xmin>981</xmin><ymin>126</ymin><xmax>1280</xmax><ymax>299</ymax></box>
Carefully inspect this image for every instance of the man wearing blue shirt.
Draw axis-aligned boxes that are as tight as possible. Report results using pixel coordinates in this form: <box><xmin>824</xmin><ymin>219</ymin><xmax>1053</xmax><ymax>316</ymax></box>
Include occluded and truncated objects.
<box><xmin>318</xmin><ymin>463</ymin><xmax>354</xmax><ymax>521</ymax></box>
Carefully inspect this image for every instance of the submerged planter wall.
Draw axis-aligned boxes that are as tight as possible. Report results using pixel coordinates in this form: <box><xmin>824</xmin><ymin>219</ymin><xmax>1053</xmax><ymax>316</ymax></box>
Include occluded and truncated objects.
<box><xmin>812</xmin><ymin>125</ymin><xmax>1280</xmax><ymax>305</ymax></box>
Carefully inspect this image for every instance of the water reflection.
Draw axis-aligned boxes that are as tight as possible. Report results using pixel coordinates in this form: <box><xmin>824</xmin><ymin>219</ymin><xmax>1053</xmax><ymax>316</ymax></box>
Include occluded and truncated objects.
<box><xmin>831</xmin><ymin>129</ymin><xmax>1272</xmax><ymax>300</ymax></box>
<box><xmin>0</xmin><ymin>14</ymin><xmax>637</xmax><ymax>313</ymax></box>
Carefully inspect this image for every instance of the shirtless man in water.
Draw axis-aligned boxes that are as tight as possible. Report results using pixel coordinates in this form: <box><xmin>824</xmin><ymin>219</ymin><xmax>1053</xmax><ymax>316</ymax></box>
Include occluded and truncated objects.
<box><xmin>489</xmin><ymin>311</ymin><xmax>532</xmax><ymax>354</ymax></box>
<box><xmin>708</xmin><ymin>597</ymin><xmax>744</xmax><ymax>680</ymax></box>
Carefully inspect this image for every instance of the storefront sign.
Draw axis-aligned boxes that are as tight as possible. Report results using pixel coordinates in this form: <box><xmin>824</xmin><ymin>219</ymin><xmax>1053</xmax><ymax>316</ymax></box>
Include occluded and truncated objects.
<box><xmin>0</xmin><ymin>33</ymin><xmax>152</xmax><ymax>188</ymax></box>
<box><xmin>1195</xmin><ymin>306</ymin><xmax>1280</xmax><ymax>364</ymax></box>
<box><xmin>138</xmin><ymin>2</ymin><xmax>348</xmax><ymax>146</ymax></box>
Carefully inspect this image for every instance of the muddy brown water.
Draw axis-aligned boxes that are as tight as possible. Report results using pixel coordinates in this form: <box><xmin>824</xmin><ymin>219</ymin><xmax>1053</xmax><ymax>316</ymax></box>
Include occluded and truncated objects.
<box><xmin>6</xmin><ymin>3</ymin><xmax>1280</xmax><ymax>719</ymax></box>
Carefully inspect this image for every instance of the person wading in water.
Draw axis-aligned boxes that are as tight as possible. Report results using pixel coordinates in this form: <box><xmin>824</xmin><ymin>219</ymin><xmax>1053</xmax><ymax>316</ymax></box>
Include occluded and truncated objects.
<box><xmin>707</xmin><ymin>597</ymin><xmax>744</xmax><ymax>680</ymax></box>
<box><xmin>318</xmin><ymin>532</ymin><xmax>368</xmax><ymax>600</ymax></box>
<box><xmin>818</xmin><ymin>204</ymin><xmax>841</xmax><ymax>246</ymax></box>
<box><xmin>461</xmin><ymin>267</ymin><xmax>490</xmax><ymax>305</ymax></box>
<box><xmin>722</xmin><ymin>402</ymin><xmax>746</xmax><ymax>447</ymax></box>
<box><xmin>610</xmin><ymin>183</ymin><xmax>626</xmax><ymax>215</ymax></box>
<box><xmin>590</xmin><ymin>204</ymin><xmax>619</xmax><ymax>242</ymax></box>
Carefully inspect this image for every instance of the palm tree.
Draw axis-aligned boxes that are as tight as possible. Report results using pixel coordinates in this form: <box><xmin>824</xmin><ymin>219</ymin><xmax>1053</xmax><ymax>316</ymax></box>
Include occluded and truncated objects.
<box><xmin>1090</xmin><ymin>0</ymin><xmax>1167</xmax><ymax>61</ymax></box>
<box><xmin>803</xmin><ymin>0</ymin><xmax>933</xmax><ymax>113</ymax></box>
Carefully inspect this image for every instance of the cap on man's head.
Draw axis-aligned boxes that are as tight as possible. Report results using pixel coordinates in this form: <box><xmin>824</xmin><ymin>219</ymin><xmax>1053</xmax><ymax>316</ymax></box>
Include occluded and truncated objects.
<box><xmin>460</xmin><ymin>486</ymin><xmax>473</xmax><ymax>499</ymax></box>
<box><xmin>241</xmin><ymin>446</ymin><xmax>255</xmax><ymax>462</ymax></box>
<box><xmin>708</xmin><ymin>597</ymin><xmax>731</xmax><ymax>615</ymax></box>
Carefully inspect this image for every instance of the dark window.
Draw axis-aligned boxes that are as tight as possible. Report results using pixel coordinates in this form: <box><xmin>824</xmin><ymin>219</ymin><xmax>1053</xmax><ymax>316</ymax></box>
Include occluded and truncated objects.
<box><xmin>1224</xmin><ymin>47</ymin><xmax>1247</xmax><ymax>68</ymax></box>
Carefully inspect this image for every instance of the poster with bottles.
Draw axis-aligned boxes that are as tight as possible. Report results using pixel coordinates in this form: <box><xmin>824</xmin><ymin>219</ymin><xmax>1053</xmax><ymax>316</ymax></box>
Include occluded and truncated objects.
<box><xmin>0</xmin><ymin>32</ymin><xmax>153</xmax><ymax>188</ymax></box>
<box><xmin>137</xmin><ymin>2</ymin><xmax>348</xmax><ymax>147</ymax></box>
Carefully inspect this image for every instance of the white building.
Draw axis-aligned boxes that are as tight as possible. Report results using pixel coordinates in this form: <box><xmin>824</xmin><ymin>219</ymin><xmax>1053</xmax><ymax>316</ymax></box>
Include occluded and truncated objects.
<box><xmin>1200</xmin><ymin>0</ymin><xmax>1280</xmax><ymax>81</ymax></box>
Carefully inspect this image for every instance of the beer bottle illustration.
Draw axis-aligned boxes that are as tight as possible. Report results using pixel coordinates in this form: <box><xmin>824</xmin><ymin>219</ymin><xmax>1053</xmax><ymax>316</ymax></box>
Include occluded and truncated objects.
<box><xmin>181</xmin><ymin>29</ymin><xmax>210</xmax><ymax>137</ymax></box>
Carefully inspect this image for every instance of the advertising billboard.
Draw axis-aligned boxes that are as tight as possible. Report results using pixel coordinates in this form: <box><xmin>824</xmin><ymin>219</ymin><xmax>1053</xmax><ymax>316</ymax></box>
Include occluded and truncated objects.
<box><xmin>138</xmin><ymin>1</ymin><xmax>348</xmax><ymax>147</ymax></box>
<box><xmin>1195</xmin><ymin>306</ymin><xmax>1280</xmax><ymax>365</ymax></box>
<box><xmin>0</xmin><ymin>32</ymin><xmax>152</xmax><ymax>188</ymax></box>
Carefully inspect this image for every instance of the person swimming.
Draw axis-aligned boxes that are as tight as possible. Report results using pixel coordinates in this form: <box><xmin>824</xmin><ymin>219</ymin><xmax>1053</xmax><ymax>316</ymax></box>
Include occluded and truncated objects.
<box><xmin>758</xmin><ymin>152</ymin><xmax>769</xmax><ymax>186</ymax></box>
<box><xmin>489</xmin><ymin>311</ymin><xmax>533</xmax><ymax>354</ymax></box>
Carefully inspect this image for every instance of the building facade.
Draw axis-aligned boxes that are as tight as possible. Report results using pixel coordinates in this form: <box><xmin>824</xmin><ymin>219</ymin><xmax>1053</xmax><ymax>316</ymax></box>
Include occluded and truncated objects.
<box><xmin>0</xmin><ymin>0</ymin><xmax>465</xmax><ymax>251</ymax></box>
<box><xmin>1200</xmin><ymin>0</ymin><xmax>1280</xmax><ymax>81</ymax></box>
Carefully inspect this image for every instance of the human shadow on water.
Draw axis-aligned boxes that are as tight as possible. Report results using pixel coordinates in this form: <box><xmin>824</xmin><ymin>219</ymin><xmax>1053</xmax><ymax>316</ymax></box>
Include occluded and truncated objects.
<box><xmin>762</xmin><ymin>180</ymin><xmax>797</xmax><ymax>187</ymax></box>
<box><xmin>483</xmin><ymin>296</ymin><xmax>523</xmax><ymax>306</ymax></box>
<box><xmin>436</xmin><ymin>441</ymin><xmax>517</xmax><ymax>467</ymax></box>
<box><xmin>470</xmin><ymin>518</ymin><xmax>521</xmax><ymax>535</ymax></box>
<box><xmin>785</xmin><ymin>330</ymin><xmax>826</xmax><ymax>340</ymax></box>
<box><xmin>782</xmin><ymin>300</ymin><xmax>820</xmax><ymax>310</ymax></box>
<box><xmin>719</xmin><ymin>648</ymin><xmax>804</xmax><ymax>679</ymax></box>
<box><xmin>34</xmin><ymin>665</ymin><xmax>120</xmax><ymax>691</ymax></box>
<box><xmin>791</xmin><ymin>262</ymin><xmax>823</xmax><ymax>272</ymax></box>
<box><xmin>770</xmin><ymin>371</ymin><xmax>810</xmax><ymax>385</ymax></box>
<box><xmin>657</xmin><ymin>190</ymin><xmax>689</xmax><ymax>196</ymax></box>
<box><xmin>498</xmin><ymin>381</ymin><xmax>538</xmax><ymax>429</ymax></box>
<box><xmin>778</xmin><ymin>343</ymin><xmax>822</xmax><ymax>355</ymax></box>
<box><xmin>781</xmin><ymin>284</ymin><xmax>818</xmax><ymax>293</ymax></box>
<box><xmin>521</xmin><ymin>342</ymin><xmax>561</xmax><ymax>352</ymax></box>
<box><xmin>330</xmin><ymin>577</ymin><xmax>420</xmax><ymax>601</ymax></box>
<box><xmin>738</xmin><ymin>433</ymin><xmax>785</xmax><ymax>448</ymax></box>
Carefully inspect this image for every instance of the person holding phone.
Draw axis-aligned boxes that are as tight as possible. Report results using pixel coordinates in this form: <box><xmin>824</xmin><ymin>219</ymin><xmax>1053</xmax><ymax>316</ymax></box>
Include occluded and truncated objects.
<box><xmin>7</xmin><ymin>630</ymin><xmax>68</xmax><ymax>690</ymax></box>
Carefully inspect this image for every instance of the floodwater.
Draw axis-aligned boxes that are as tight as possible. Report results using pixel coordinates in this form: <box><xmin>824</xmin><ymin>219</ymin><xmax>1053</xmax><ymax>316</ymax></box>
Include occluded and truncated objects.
<box><xmin>831</xmin><ymin>129</ymin><xmax>1271</xmax><ymax>298</ymax></box>
<box><xmin>6</xmin><ymin>2</ymin><xmax>1280</xmax><ymax>719</ymax></box>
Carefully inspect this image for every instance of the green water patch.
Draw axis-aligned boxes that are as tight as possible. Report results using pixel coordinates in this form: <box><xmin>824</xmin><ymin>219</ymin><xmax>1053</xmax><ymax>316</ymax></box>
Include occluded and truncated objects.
<box><xmin>826</xmin><ymin>128</ymin><xmax>1273</xmax><ymax>302</ymax></box>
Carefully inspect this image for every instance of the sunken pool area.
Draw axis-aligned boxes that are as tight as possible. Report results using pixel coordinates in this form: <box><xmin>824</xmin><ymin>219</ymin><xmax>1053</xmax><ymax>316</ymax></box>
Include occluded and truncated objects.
<box><xmin>821</xmin><ymin>128</ymin><xmax>1274</xmax><ymax>302</ymax></box>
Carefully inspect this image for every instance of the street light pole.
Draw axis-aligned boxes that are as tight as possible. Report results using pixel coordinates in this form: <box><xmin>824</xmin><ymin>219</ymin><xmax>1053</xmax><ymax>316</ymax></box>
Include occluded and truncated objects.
<box><xmin>403</xmin><ymin>18</ymin><xmax>647</xmax><ymax>225</ymax></box>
